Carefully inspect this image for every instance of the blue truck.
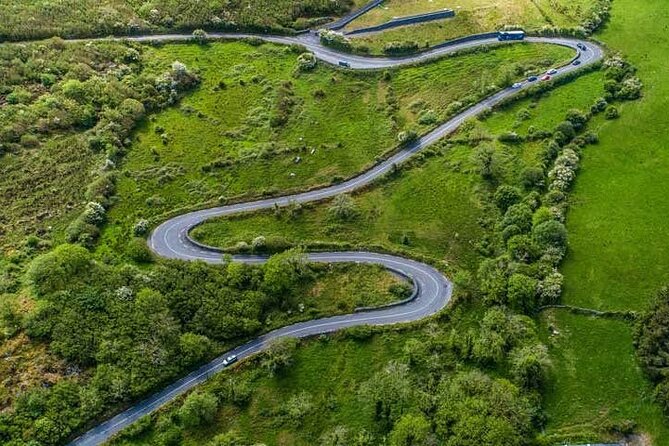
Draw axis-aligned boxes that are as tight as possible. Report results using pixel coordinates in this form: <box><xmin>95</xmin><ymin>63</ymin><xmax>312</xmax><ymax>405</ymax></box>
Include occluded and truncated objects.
<box><xmin>498</xmin><ymin>30</ymin><xmax>525</xmax><ymax>41</ymax></box>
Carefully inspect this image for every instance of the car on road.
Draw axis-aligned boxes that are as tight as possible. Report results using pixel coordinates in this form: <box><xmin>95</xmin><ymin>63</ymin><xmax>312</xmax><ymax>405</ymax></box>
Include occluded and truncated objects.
<box><xmin>541</xmin><ymin>74</ymin><xmax>552</xmax><ymax>81</ymax></box>
<box><xmin>527</xmin><ymin>75</ymin><xmax>538</xmax><ymax>82</ymax></box>
<box><xmin>512</xmin><ymin>82</ymin><xmax>523</xmax><ymax>89</ymax></box>
<box><xmin>572</xmin><ymin>59</ymin><xmax>582</xmax><ymax>66</ymax></box>
<box><xmin>546</xmin><ymin>68</ymin><xmax>558</xmax><ymax>75</ymax></box>
<box><xmin>577</xmin><ymin>43</ymin><xmax>588</xmax><ymax>51</ymax></box>
<box><xmin>222</xmin><ymin>355</ymin><xmax>238</xmax><ymax>366</ymax></box>
<box><xmin>338</xmin><ymin>61</ymin><xmax>350</xmax><ymax>68</ymax></box>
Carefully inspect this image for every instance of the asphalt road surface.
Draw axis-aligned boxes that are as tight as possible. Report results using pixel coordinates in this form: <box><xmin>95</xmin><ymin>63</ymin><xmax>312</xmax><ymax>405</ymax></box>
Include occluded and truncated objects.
<box><xmin>68</xmin><ymin>33</ymin><xmax>603</xmax><ymax>446</ymax></box>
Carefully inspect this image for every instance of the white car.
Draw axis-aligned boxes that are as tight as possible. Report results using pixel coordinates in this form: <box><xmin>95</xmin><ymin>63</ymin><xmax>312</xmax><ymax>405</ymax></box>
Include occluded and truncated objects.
<box><xmin>512</xmin><ymin>82</ymin><xmax>523</xmax><ymax>89</ymax></box>
<box><xmin>547</xmin><ymin>68</ymin><xmax>558</xmax><ymax>75</ymax></box>
<box><xmin>222</xmin><ymin>355</ymin><xmax>238</xmax><ymax>366</ymax></box>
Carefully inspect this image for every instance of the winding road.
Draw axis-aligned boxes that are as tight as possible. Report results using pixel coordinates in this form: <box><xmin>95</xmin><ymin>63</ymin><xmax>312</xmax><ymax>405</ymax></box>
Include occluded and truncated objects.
<box><xmin>68</xmin><ymin>29</ymin><xmax>604</xmax><ymax>446</ymax></box>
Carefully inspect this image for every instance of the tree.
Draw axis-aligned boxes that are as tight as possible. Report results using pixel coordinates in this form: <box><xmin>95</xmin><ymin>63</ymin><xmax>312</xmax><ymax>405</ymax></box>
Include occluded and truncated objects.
<box><xmin>328</xmin><ymin>194</ymin><xmax>358</xmax><ymax>222</ymax></box>
<box><xmin>510</xmin><ymin>344</ymin><xmax>551</xmax><ymax>390</ymax></box>
<box><xmin>472</xmin><ymin>144</ymin><xmax>497</xmax><ymax>180</ymax></box>
<box><xmin>507</xmin><ymin>274</ymin><xmax>538</xmax><ymax>313</ymax></box>
<box><xmin>179</xmin><ymin>332</ymin><xmax>212</xmax><ymax>368</ymax></box>
<box><xmin>501</xmin><ymin>203</ymin><xmax>533</xmax><ymax>233</ymax></box>
<box><xmin>390</xmin><ymin>414</ymin><xmax>431</xmax><ymax>446</ymax></box>
<box><xmin>565</xmin><ymin>108</ymin><xmax>588</xmax><ymax>131</ymax></box>
<box><xmin>26</xmin><ymin>244</ymin><xmax>92</xmax><ymax>295</ymax></box>
<box><xmin>260</xmin><ymin>338</ymin><xmax>298</xmax><ymax>376</ymax></box>
<box><xmin>262</xmin><ymin>249</ymin><xmax>309</xmax><ymax>296</ymax></box>
<box><xmin>533</xmin><ymin>220</ymin><xmax>567</xmax><ymax>250</ymax></box>
<box><xmin>359</xmin><ymin>361</ymin><xmax>418</xmax><ymax>428</ymax></box>
<box><xmin>178</xmin><ymin>391</ymin><xmax>218</xmax><ymax>428</ymax></box>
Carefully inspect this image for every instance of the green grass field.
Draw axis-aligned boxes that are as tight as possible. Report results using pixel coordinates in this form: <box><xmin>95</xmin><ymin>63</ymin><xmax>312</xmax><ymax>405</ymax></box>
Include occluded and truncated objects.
<box><xmin>97</xmin><ymin>40</ymin><xmax>571</xmax><ymax>259</ymax></box>
<box><xmin>535</xmin><ymin>0</ymin><xmax>669</xmax><ymax>442</ymax></box>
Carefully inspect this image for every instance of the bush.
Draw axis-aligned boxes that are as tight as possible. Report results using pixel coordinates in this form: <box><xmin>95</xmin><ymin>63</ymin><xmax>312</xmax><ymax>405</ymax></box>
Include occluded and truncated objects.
<box><xmin>521</xmin><ymin>166</ymin><xmax>545</xmax><ymax>190</ymax></box>
<box><xmin>507</xmin><ymin>273</ymin><xmax>539</xmax><ymax>312</ymax></box>
<box><xmin>538</xmin><ymin>271</ymin><xmax>563</xmax><ymax>304</ymax></box>
<box><xmin>192</xmin><ymin>29</ymin><xmax>208</xmax><ymax>44</ymax></box>
<box><xmin>260</xmin><ymin>338</ymin><xmax>298</xmax><ymax>376</ymax></box>
<box><xmin>296</xmin><ymin>52</ymin><xmax>317</xmax><ymax>72</ymax></box>
<box><xmin>605</xmin><ymin>105</ymin><xmax>620</xmax><ymax>119</ymax></box>
<box><xmin>82</xmin><ymin>201</ymin><xmax>106</xmax><ymax>226</ymax></box>
<box><xmin>494</xmin><ymin>185</ymin><xmax>521</xmax><ymax>212</ymax></box>
<box><xmin>397</xmin><ymin>129</ymin><xmax>418</xmax><ymax>145</ymax></box>
<box><xmin>319</xmin><ymin>29</ymin><xmax>352</xmax><ymax>51</ymax></box>
<box><xmin>126</xmin><ymin>238</ymin><xmax>154</xmax><ymax>263</ymax></box>
<box><xmin>133</xmin><ymin>219</ymin><xmax>150</xmax><ymax>237</ymax></box>
<box><xmin>383</xmin><ymin>40</ymin><xmax>419</xmax><ymax>55</ymax></box>
<box><xmin>533</xmin><ymin>220</ymin><xmax>568</xmax><ymax>250</ymax></box>
<box><xmin>417</xmin><ymin>109</ymin><xmax>437</xmax><ymax>125</ymax></box>
<box><xmin>26</xmin><ymin>244</ymin><xmax>92</xmax><ymax>296</ymax></box>
<box><xmin>502</xmin><ymin>204</ymin><xmax>533</xmax><ymax>233</ymax></box>
<box><xmin>328</xmin><ymin>194</ymin><xmax>358</xmax><ymax>222</ymax></box>
<box><xmin>178</xmin><ymin>391</ymin><xmax>218</xmax><ymax>428</ymax></box>
<box><xmin>510</xmin><ymin>344</ymin><xmax>550</xmax><ymax>389</ymax></box>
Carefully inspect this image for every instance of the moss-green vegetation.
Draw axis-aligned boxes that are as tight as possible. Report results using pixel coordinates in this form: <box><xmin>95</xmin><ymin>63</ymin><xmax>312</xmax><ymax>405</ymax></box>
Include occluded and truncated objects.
<box><xmin>0</xmin><ymin>0</ymin><xmax>359</xmax><ymax>41</ymax></box>
<box><xmin>98</xmin><ymin>40</ymin><xmax>571</xmax><ymax>259</ymax></box>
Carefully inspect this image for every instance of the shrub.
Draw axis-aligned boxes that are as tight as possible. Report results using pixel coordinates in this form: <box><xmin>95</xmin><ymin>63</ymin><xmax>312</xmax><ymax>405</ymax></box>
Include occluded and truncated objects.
<box><xmin>507</xmin><ymin>273</ymin><xmax>539</xmax><ymax>313</ymax></box>
<box><xmin>192</xmin><ymin>29</ymin><xmax>208</xmax><ymax>44</ymax></box>
<box><xmin>502</xmin><ymin>203</ymin><xmax>533</xmax><ymax>233</ymax></box>
<box><xmin>81</xmin><ymin>202</ymin><xmax>106</xmax><ymax>226</ymax></box>
<box><xmin>178</xmin><ymin>391</ymin><xmax>218</xmax><ymax>428</ymax></box>
<box><xmin>521</xmin><ymin>166</ymin><xmax>545</xmax><ymax>190</ymax></box>
<box><xmin>328</xmin><ymin>194</ymin><xmax>358</xmax><ymax>222</ymax></box>
<box><xmin>538</xmin><ymin>271</ymin><xmax>563</xmax><ymax>304</ymax></box>
<box><xmin>133</xmin><ymin>219</ymin><xmax>150</xmax><ymax>237</ymax></box>
<box><xmin>126</xmin><ymin>238</ymin><xmax>153</xmax><ymax>263</ymax></box>
<box><xmin>383</xmin><ymin>40</ymin><xmax>419</xmax><ymax>55</ymax></box>
<box><xmin>507</xmin><ymin>235</ymin><xmax>539</xmax><ymax>263</ymax></box>
<box><xmin>417</xmin><ymin>109</ymin><xmax>437</xmax><ymax>125</ymax></box>
<box><xmin>397</xmin><ymin>129</ymin><xmax>418</xmax><ymax>145</ymax></box>
<box><xmin>260</xmin><ymin>338</ymin><xmax>298</xmax><ymax>376</ymax></box>
<box><xmin>565</xmin><ymin>109</ymin><xmax>588</xmax><ymax>131</ymax></box>
<box><xmin>296</xmin><ymin>52</ymin><xmax>317</xmax><ymax>71</ymax></box>
<box><xmin>26</xmin><ymin>244</ymin><xmax>92</xmax><ymax>296</ymax></box>
<box><xmin>605</xmin><ymin>105</ymin><xmax>620</xmax><ymax>119</ymax></box>
<box><xmin>494</xmin><ymin>185</ymin><xmax>521</xmax><ymax>212</ymax></box>
<box><xmin>319</xmin><ymin>30</ymin><xmax>352</xmax><ymax>51</ymax></box>
<box><xmin>510</xmin><ymin>344</ymin><xmax>550</xmax><ymax>389</ymax></box>
<box><xmin>533</xmin><ymin>220</ymin><xmax>568</xmax><ymax>250</ymax></box>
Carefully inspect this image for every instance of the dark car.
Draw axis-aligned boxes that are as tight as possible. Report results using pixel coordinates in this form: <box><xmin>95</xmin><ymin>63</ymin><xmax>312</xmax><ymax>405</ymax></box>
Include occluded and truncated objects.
<box><xmin>338</xmin><ymin>61</ymin><xmax>350</xmax><ymax>68</ymax></box>
<box><xmin>527</xmin><ymin>75</ymin><xmax>538</xmax><ymax>82</ymax></box>
<box><xmin>577</xmin><ymin>43</ymin><xmax>588</xmax><ymax>51</ymax></box>
<box><xmin>572</xmin><ymin>59</ymin><xmax>582</xmax><ymax>66</ymax></box>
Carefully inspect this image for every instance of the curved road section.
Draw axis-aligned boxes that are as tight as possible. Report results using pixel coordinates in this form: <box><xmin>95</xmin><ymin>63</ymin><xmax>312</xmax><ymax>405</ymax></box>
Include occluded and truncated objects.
<box><xmin>70</xmin><ymin>34</ymin><xmax>603</xmax><ymax>446</ymax></box>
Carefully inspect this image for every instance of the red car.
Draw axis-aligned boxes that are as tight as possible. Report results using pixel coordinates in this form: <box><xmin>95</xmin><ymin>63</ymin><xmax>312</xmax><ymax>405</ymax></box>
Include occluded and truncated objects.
<box><xmin>541</xmin><ymin>74</ymin><xmax>552</xmax><ymax>81</ymax></box>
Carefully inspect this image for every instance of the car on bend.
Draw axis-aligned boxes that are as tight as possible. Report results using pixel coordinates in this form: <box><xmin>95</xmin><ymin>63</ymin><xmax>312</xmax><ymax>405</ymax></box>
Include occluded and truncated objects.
<box><xmin>577</xmin><ymin>42</ymin><xmax>588</xmax><ymax>51</ymax></box>
<box><xmin>541</xmin><ymin>74</ymin><xmax>552</xmax><ymax>81</ymax></box>
<box><xmin>572</xmin><ymin>59</ymin><xmax>582</xmax><ymax>66</ymax></box>
<box><xmin>222</xmin><ymin>355</ymin><xmax>238</xmax><ymax>366</ymax></box>
<box><xmin>527</xmin><ymin>75</ymin><xmax>538</xmax><ymax>82</ymax></box>
<box><xmin>546</xmin><ymin>68</ymin><xmax>558</xmax><ymax>75</ymax></box>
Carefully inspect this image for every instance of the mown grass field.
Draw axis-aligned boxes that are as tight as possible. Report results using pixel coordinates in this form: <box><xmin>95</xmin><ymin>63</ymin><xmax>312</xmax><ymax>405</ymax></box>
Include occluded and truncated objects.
<box><xmin>538</xmin><ymin>0</ymin><xmax>669</xmax><ymax>443</ymax></box>
<box><xmin>346</xmin><ymin>0</ymin><xmax>594</xmax><ymax>53</ymax></box>
<box><xmin>98</xmin><ymin>40</ymin><xmax>571</xmax><ymax>259</ymax></box>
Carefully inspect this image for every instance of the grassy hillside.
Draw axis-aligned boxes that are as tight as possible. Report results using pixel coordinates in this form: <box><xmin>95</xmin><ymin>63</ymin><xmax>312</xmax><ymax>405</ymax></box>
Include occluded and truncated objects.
<box><xmin>98</xmin><ymin>41</ymin><xmax>571</xmax><ymax>260</ymax></box>
<box><xmin>0</xmin><ymin>0</ymin><xmax>359</xmax><ymax>41</ymax></box>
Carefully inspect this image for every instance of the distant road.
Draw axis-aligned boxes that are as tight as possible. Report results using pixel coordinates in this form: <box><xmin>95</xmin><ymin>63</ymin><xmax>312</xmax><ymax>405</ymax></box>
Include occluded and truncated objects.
<box><xmin>68</xmin><ymin>32</ymin><xmax>604</xmax><ymax>446</ymax></box>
